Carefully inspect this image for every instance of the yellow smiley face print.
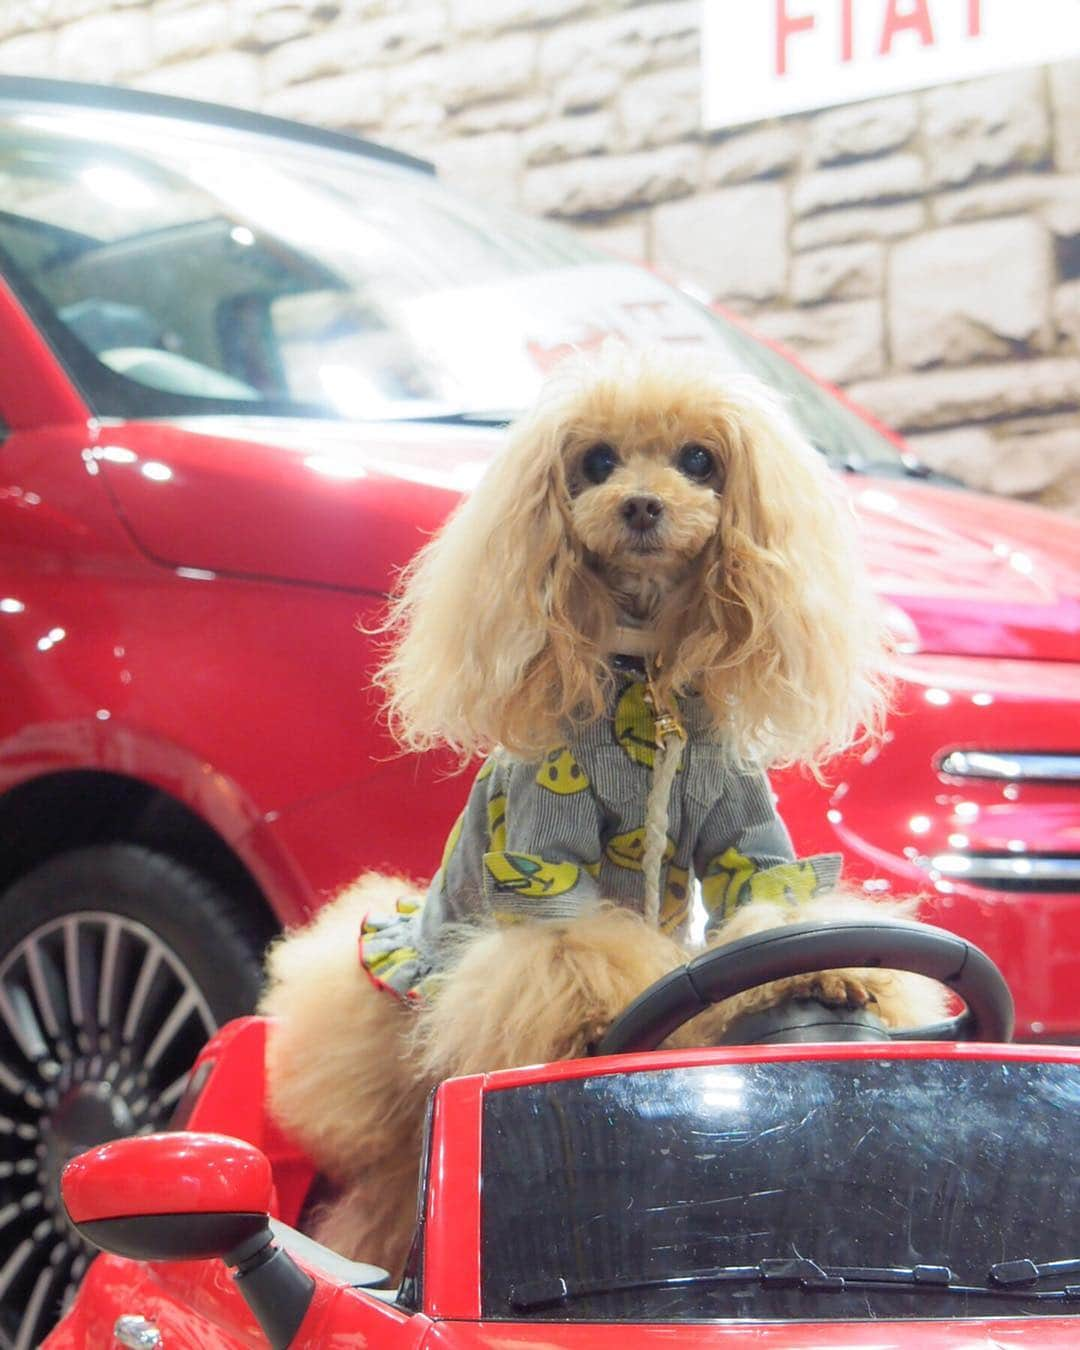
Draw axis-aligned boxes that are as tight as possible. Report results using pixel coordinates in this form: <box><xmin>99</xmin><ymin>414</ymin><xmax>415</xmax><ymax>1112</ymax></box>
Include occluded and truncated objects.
<box><xmin>484</xmin><ymin>851</ymin><xmax>581</xmax><ymax>898</ymax></box>
<box><xmin>701</xmin><ymin>849</ymin><xmax>824</xmax><ymax>922</ymax></box>
<box><xmin>536</xmin><ymin>747</ymin><xmax>590</xmax><ymax>794</ymax></box>
<box><xmin>486</xmin><ymin>793</ymin><xmax>507</xmax><ymax>852</ymax></box>
<box><xmin>613</xmin><ymin>682</ymin><xmax>658</xmax><ymax>768</ymax></box>
<box><xmin>605</xmin><ymin>828</ymin><xmax>675</xmax><ymax>871</ymax></box>
<box><xmin>660</xmin><ymin>863</ymin><xmax>690</xmax><ymax>933</ymax></box>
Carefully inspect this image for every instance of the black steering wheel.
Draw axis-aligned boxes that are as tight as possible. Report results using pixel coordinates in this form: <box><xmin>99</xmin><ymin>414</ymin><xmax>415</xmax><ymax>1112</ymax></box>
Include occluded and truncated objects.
<box><xmin>596</xmin><ymin>917</ymin><xmax>1014</xmax><ymax>1055</ymax></box>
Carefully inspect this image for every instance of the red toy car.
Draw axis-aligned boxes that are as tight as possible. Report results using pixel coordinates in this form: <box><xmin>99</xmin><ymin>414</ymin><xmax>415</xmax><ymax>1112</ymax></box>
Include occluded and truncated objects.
<box><xmin>47</xmin><ymin>918</ymin><xmax>1080</xmax><ymax>1348</ymax></box>
<box><xmin>1</xmin><ymin>74</ymin><xmax>1079</xmax><ymax>1346</ymax></box>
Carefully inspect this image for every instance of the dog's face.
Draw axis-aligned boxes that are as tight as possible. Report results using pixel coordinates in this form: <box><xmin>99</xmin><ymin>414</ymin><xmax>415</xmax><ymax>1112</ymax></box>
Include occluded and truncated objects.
<box><xmin>562</xmin><ymin>399</ymin><xmax>726</xmax><ymax>618</ymax></box>
<box><xmin>379</xmin><ymin>343</ymin><xmax>886</xmax><ymax>764</ymax></box>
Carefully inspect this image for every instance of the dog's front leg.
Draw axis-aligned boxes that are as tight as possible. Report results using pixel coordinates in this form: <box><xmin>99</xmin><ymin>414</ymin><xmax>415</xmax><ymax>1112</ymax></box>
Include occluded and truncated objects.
<box><xmin>415</xmin><ymin>905</ymin><xmax>688</xmax><ymax>1078</ymax></box>
<box><xmin>682</xmin><ymin>890</ymin><xmax>950</xmax><ymax>1044</ymax></box>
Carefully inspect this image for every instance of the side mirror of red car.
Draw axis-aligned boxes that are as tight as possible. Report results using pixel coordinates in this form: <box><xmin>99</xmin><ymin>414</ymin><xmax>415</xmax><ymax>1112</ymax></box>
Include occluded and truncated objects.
<box><xmin>63</xmin><ymin>1132</ymin><xmax>315</xmax><ymax>1349</ymax></box>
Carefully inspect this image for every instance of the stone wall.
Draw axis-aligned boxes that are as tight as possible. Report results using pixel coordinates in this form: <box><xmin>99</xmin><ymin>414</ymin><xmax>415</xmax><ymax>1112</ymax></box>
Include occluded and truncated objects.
<box><xmin>3</xmin><ymin>0</ymin><xmax>1079</xmax><ymax>513</ymax></box>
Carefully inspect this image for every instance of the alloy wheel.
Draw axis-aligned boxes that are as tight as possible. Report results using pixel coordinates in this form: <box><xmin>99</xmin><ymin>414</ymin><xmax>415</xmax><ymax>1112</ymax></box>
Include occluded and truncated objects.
<box><xmin>0</xmin><ymin>911</ymin><xmax>217</xmax><ymax>1348</ymax></box>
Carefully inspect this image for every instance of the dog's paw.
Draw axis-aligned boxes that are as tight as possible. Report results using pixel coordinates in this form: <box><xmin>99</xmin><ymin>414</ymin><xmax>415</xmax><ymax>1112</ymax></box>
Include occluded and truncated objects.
<box><xmin>789</xmin><ymin>971</ymin><xmax>875</xmax><ymax>1011</ymax></box>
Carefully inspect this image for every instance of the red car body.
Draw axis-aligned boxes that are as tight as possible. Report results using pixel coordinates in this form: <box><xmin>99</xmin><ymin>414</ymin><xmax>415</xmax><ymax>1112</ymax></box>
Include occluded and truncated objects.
<box><xmin>46</xmin><ymin>1017</ymin><xmax>1080</xmax><ymax>1347</ymax></box>
<box><xmin>0</xmin><ymin>289</ymin><xmax>465</xmax><ymax>921</ymax></box>
<box><xmin>4</xmin><ymin>261</ymin><xmax>1080</xmax><ymax>1027</ymax></box>
<box><xmin>2</xmin><ymin>75</ymin><xmax>1080</xmax><ymax>1345</ymax></box>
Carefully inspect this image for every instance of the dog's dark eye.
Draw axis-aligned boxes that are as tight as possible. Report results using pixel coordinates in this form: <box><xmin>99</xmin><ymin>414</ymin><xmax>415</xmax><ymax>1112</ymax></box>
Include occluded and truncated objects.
<box><xmin>676</xmin><ymin>443</ymin><xmax>714</xmax><ymax>481</ymax></box>
<box><xmin>582</xmin><ymin>443</ymin><xmax>618</xmax><ymax>484</ymax></box>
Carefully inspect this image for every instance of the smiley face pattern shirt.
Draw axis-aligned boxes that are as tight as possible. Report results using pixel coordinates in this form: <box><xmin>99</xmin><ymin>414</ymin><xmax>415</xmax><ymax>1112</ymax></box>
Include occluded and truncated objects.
<box><xmin>360</xmin><ymin>671</ymin><xmax>841</xmax><ymax>999</ymax></box>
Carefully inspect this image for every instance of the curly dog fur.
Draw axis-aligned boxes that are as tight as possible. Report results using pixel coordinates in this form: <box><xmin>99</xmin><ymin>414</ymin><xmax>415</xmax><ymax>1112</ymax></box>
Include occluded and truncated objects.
<box><xmin>262</xmin><ymin>345</ymin><xmax>943</xmax><ymax>1273</ymax></box>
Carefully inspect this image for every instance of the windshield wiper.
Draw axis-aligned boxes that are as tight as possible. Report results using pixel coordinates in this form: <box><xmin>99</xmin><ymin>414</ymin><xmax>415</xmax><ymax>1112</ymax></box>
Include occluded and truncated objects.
<box><xmin>509</xmin><ymin>1257</ymin><xmax>1080</xmax><ymax>1312</ymax></box>
<box><xmin>823</xmin><ymin>447</ymin><xmax>960</xmax><ymax>486</ymax></box>
<box><xmin>398</xmin><ymin>409</ymin><xmax>515</xmax><ymax>427</ymax></box>
<box><xmin>991</xmin><ymin>1256</ymin><xmax>1080</xmax><ymax>1288</ymax></box>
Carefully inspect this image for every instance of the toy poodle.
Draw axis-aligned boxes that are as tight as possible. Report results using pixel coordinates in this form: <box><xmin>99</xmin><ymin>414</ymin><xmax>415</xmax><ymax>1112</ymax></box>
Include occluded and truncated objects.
<box><xmin>261</xmin><ymin>343</ymin><xmax>945</xmax><ymax>1274</ymax></box>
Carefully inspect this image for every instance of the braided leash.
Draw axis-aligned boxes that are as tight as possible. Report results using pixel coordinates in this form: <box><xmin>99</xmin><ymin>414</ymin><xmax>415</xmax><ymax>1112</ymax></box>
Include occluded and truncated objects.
<box><xmin>641</xmin><ymin>663</ymin><xmax>686</xmax><ymax>927</ymax></box>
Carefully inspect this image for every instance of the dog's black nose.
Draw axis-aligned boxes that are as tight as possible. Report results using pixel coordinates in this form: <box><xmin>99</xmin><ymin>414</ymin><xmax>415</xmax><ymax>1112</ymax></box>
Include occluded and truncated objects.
<box><xmin>621</xmin><ymin>495</ymin><xmax>663</xmax><ymax>531</ymax></box>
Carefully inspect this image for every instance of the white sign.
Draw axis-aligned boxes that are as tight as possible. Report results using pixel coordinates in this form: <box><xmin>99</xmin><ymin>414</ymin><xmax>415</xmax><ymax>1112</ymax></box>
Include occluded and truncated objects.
<box><xmin>702</xmin><ymin>0</ymin><xmax>1080</xmax><ymax>129</ymax></box>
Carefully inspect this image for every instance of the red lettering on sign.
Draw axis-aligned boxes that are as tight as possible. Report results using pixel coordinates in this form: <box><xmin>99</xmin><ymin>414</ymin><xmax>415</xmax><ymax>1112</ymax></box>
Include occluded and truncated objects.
<box><xmin>840</xmin><ymin>0</ymin><xmax>854</xmax><ymax>61</ymax></box>
<box><xmin>968</xmin><ymin>0</ymin><xmax>982</xmax><ymax>36</ymax></box>
<box><xmin>880</xmin><ymin>0</ymin><xmax>935</xmax><ymax>55</ymax></box>
<box><xmin>776</xmin><ymin>0</ymin><xmax>816</xmax><ymax>76</ymax></box>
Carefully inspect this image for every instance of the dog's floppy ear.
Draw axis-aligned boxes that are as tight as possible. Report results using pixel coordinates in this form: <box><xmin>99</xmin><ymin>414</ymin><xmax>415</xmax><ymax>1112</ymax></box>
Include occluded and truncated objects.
<box><xmin>375</xmin><ymin>389</ymin><xmax>612</xmax><ymax>760</ymax></box>
<box><xmin>666</xmin><ymin>377</ymin><xmax>890</xmax><ymax>770</ymax></box>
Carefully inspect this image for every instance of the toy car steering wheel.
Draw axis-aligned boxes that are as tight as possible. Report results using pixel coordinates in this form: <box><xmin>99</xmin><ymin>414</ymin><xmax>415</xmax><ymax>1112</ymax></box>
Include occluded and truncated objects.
<box><xmin>596</xmin><ymin>917</ymin><xmax>1014</xmax><ymax>1054</ymax></box>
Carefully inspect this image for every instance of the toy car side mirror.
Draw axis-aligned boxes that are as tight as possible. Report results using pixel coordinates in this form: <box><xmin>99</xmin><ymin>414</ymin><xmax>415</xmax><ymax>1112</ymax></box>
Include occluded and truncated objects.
<box><xmin>63</xmin><ymin>1132</ymin><xmax>315</xmax><ymax>1349</ymax></box>
<box><xmin>62</xmin><ymin>1130</ymin><xmax>274</xmax><ymax>1260</ymax></box>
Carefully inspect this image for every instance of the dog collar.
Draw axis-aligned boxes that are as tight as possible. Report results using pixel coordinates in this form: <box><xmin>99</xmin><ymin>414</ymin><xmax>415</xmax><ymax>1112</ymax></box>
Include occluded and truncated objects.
<box><xmin>610</xmin><ymin>623</ymin><xmax>658</xmax><ymax>659</ymax></box>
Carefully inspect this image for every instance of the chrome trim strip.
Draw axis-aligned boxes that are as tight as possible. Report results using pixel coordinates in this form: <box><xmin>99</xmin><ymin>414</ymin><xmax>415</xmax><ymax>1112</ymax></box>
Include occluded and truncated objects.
<box><xmin>927</xmin><ymin>854</ymin><xmax>1080</xmax><ymax>885</ymax></box>
<box><xmin>114</xmin><ymin>1316</ymin><xmax>162</xmax><ymax>1348</ymax></box>
<box><xmin>939</xmin><ymin>751</ymin><xmax>1080</xmax><ymax>783</ymax></box>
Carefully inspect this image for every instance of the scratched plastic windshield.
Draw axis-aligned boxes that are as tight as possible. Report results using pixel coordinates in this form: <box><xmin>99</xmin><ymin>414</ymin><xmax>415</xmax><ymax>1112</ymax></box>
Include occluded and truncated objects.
<box><xmin>481</xmin><ymin>1058</ymin><xmax>1080</xmax><ymax>1321</ymax></box>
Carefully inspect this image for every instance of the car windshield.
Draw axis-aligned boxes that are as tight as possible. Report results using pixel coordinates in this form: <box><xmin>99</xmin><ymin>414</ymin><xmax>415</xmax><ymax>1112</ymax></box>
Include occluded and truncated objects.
<box><xmin>0</xmin><ymin>95</ymin><xmax>904</xmax><ymax>472</ymax></box>
<box><xmin>481</xmin><ymin>1058</ymin><xmax>1080</xmax><ymax>1321</ymax></box>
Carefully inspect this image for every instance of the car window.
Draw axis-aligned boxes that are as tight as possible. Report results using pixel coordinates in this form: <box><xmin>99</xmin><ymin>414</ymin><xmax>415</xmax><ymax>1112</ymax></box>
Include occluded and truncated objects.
<box><xmin>0</xmin><ymin>100</ymin><xmax>905</xmax><ymax>475</ymax></box>
<box><xmin>481</xmin><ymin>1058</ymin><xmax>1080</xmax><ymax>1321</ymax></box>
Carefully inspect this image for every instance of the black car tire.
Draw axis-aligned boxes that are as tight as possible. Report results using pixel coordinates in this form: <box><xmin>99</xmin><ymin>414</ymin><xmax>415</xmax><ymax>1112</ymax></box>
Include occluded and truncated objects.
<box><xmin>0</xmin><ymin>843</ymin><xmax>271</xmax><ymax>1348</ymax></box>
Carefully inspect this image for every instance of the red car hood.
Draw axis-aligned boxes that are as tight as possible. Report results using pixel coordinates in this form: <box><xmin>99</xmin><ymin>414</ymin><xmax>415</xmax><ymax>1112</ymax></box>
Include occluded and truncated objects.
<box><xmin>97</xmin><ymin>418</ymin><xmax>1080</xmax><ymax>662</ymax></box>
<box><xmin>422</xmin><ymin>1318</ymin><xmax>1080</xmax><ymax>1348</ymax></box>
<box><xmin>94</xmin><ymin>416</ymin><xmax>492</xmax><ymax>597</ymax></box>
<box><xmin>850</xmin><ymin>477</ymin><xmax>1080</xmax><ymax>662</ymax></box>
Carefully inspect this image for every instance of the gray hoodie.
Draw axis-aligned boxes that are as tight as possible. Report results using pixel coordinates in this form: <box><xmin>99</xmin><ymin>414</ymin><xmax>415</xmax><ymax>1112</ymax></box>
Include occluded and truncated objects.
<box><xmin>361</xmin><ymin>669</ymin><xmax>841</xmax><ymax>999</ymax></box>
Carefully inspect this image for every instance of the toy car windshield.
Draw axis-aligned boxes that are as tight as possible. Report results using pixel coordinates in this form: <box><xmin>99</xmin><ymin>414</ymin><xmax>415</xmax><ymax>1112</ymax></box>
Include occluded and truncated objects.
<box><xmin>481</xmin><ymin>1058</ymin><xmax>1080</xmax><ymax>1321</ymax></box>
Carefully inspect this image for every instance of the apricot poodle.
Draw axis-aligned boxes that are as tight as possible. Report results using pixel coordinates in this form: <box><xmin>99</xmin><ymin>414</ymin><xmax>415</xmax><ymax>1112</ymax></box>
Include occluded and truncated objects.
<box><xmin>261</xmin><ymin>344</ymin><xmax>943</xmax><ymax>1274</ymax></box>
